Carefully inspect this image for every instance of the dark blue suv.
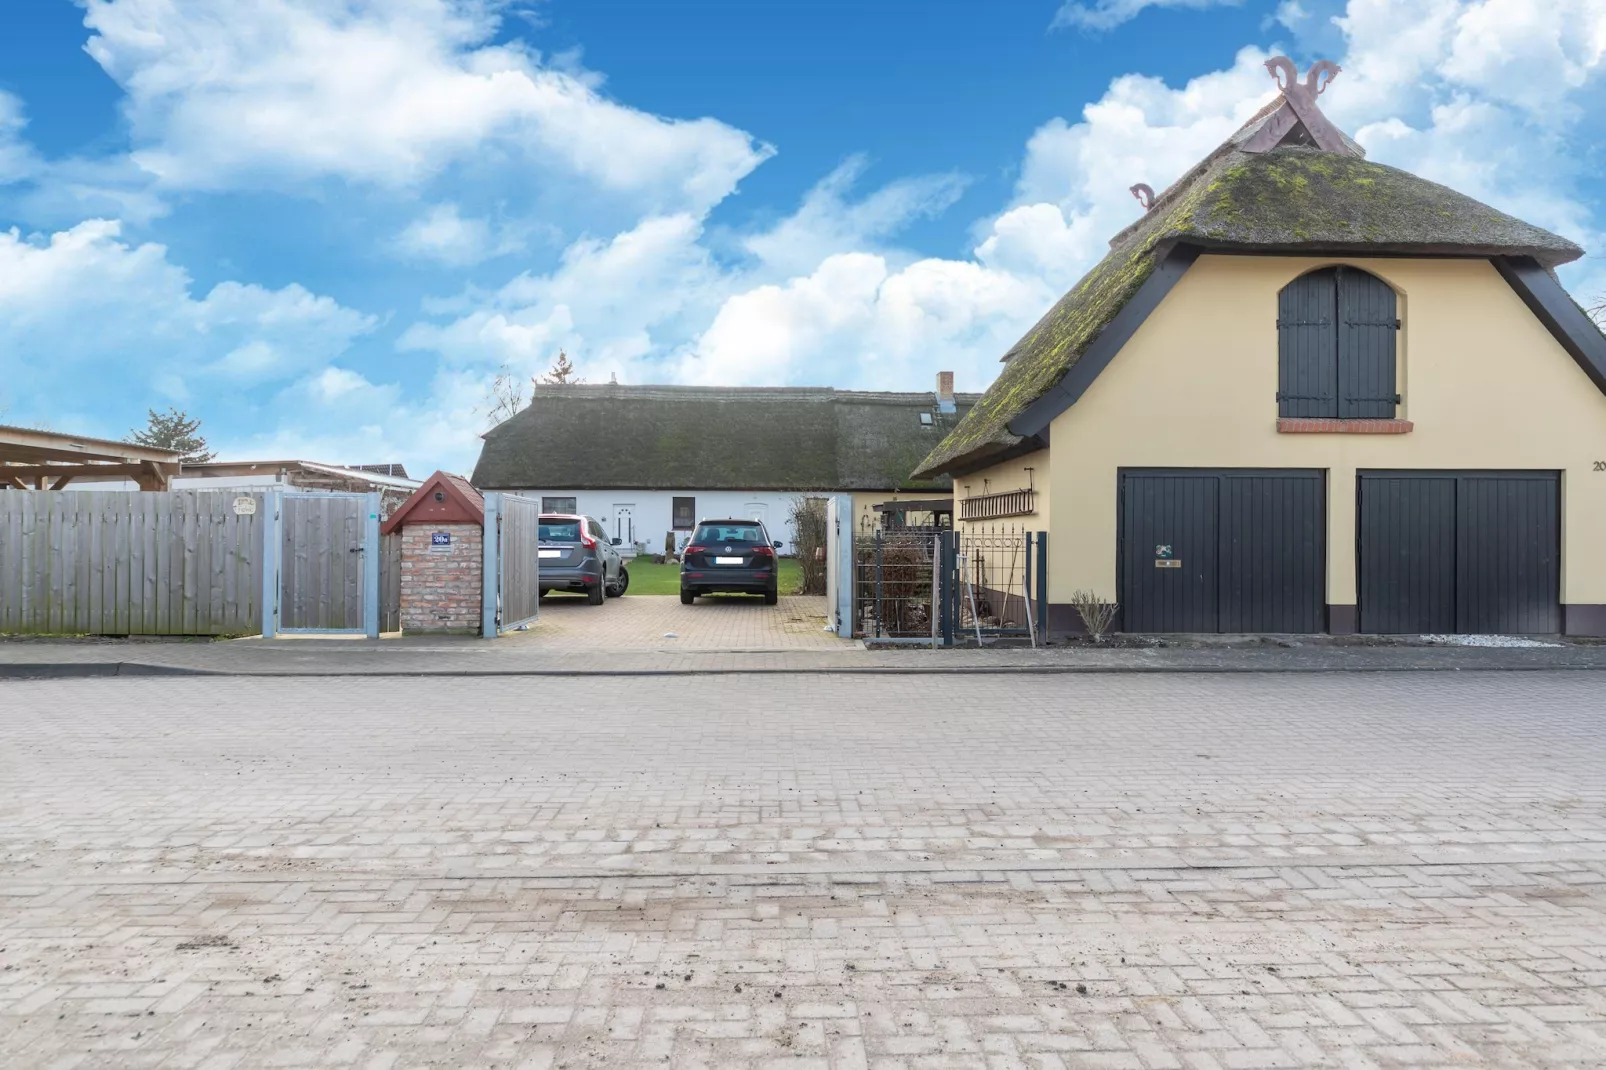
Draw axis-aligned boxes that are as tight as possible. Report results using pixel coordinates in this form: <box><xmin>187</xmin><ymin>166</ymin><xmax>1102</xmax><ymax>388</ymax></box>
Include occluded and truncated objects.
<box><xmin>679</xmin><ymin>519</ymin><xmax>781</xmax><ymax>605</ymax></box>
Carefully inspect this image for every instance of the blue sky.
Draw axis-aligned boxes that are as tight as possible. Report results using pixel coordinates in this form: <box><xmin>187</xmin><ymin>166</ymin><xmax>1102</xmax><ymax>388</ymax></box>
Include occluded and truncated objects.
<box><xmin>0</xmin><ymin>0</ymin><xmax>1601</xmax><ymax>472</ymax></box>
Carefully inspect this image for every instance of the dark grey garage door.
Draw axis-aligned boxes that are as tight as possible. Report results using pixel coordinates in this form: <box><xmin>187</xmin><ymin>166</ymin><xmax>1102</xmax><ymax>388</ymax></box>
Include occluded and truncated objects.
<box><xmin>1119</xmin><ymin>469</ymin><xmax>1326</xmax><ymax>633</ymax></box>
<box><xmin>1357</xmin><ymin>471</ymin><xmax>1560</xmax><ymax>634</ymax></box>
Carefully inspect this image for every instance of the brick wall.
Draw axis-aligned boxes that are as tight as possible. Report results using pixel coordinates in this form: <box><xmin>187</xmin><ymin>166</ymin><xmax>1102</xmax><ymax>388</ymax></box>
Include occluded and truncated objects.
<box><xmin>399</xmin><ymin>523</ymin><xmax>483</xmax><ymax>634</ymax></box>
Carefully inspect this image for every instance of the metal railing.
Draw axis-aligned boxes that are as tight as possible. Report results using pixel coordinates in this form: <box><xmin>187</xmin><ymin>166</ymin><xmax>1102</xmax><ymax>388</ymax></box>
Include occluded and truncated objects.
<box><xmin>852</xmin><ymin>517</ymin><xmax>939</xmax><ymax>640</ymax></box>
<box><xmin>940</xmin><ymin>525</ymin><xmax>1048</xmax><ymax>645</ymax></box>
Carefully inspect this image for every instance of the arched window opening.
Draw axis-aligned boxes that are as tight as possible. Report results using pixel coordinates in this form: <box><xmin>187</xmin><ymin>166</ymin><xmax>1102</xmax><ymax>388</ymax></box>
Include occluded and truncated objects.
<box><xmin>1277</xmin><ymin>266</ymin><xmax>1399</xmax><ymax>419</ymax></box>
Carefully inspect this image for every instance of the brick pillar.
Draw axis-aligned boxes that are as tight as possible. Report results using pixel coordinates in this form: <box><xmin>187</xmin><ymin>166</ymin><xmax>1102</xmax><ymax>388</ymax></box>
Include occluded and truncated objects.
<box><xmin>399</xmin><ymin>522</ymin><xmax>484</xmax><ymax>634</ymax></box>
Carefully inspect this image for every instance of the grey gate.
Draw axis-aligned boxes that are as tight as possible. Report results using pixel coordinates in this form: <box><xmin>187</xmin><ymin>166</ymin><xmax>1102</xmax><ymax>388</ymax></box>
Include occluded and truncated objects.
<box><xmin>276</xmin><ymin>491</ymin><xmax>380</xmax><ymax>635</ymax></box>
<box><xmin>480</xmin><ymin>492</ymin><xmax>541</xmax><ymax>636</ymax></box>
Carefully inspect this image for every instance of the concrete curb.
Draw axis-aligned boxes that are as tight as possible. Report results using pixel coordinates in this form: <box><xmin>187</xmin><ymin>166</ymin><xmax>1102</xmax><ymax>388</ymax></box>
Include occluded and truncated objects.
<box><xmin>0</xmin><ymin>662</ymin><xmax>220</xmax><ymax>679</ymax></box>
<box><xmin>5</xmin><ymin>660</ymin><xmax>1606</xmax><ymax>679</ymax></box>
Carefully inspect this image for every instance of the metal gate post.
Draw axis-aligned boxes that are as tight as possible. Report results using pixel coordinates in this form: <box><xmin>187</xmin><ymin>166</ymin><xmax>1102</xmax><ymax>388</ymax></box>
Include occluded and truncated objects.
<box><xmin>260</xmin><ymin>487</ymin><xmax>283</xmax><ymax>638</ymax></box>
<box><xmin>832</xmin><ymin>494</ymin><xmax>854</xmax><ymax>639</ymax></box>
<box><xmin>481</xmin><ymin>492</ymin><xmax>502</xmax><ymax>638</ymax></box>
<box><xmin>1034</xmin><ymin>532</ymin><xmax>1048</xmax><ymax>637</ymax></box>
<box><xmin>940</xmin><ymin>530</ymin><xmax>956</xmax><ymax>647</ymax></box>
<box><xmin>362</xmin><ymin>491</ymin><xmax>381</xmax><ymax>638</ymax></box>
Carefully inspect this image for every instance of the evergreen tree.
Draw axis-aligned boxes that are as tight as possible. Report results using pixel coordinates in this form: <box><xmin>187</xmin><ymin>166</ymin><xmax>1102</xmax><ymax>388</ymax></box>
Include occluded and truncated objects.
<box><xmin>129</xmin><ymin>407</ymin><xmax>215</xmax><ymax>463</ymax></box>
<box><xmin>541</xmin><ymin>349</ymin><xmax>583</xmax><ymax>384</ymax></box>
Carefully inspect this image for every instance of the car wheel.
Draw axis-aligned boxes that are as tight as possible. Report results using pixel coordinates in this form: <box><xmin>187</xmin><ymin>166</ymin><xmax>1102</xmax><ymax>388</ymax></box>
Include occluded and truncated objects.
<box><xmin>679</xmin><ymin>589</ymin><xmax>695</xmax><ymax>605</ymax></box>
<box><xmin>763</xmin><ymin>587</ymin><xmax>779</xmax><ymax>606</ymax></box>
<box><xmin>616</xmin><ymin>567</ymin><xmax>629</xmax><ymax>597</ymax></box>
<box><xmin>587</xmin><ymin>584</ymin><xmax>605</xmax><ymax>605</ymax></box>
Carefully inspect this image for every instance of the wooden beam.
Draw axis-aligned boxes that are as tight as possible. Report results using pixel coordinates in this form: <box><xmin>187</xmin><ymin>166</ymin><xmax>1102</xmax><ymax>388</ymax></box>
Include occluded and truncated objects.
<box><xmin>50</xmin><ymin>474</ymin><xmax>75</xmax><ymax>490</ymax></box>
<box><xmin>134</xmin><ymin>459</ymin><xmax>175</xmax><ymax>492</ymax></box>
<box><xmin>0</xmin><ymin>462</ymin><xmax>151</xmax><ymax>482</ymax></box>
<box><xmin>0</xmin><ymin>424</ymin><xmax>182</xmax><ymax>464</ymax></box>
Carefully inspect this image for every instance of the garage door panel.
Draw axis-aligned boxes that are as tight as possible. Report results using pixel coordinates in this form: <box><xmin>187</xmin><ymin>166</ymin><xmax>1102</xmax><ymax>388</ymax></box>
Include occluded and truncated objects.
<box><xmin>1359</xmin><ymin>471</ymin><xmax>1560</xmax><ymax>636</ymax></box>
<box><xmin>1358</xmin><ymin>476</ymin><xmax>1456</xmax><ymax>634</ymax></box>
<box><xmin>1120</xmin><ymin>473</ymin><xmax>1218</xmax><ymax>633</ymax></box>
<box><xmin>1457</xmin><ymin>476</ymin><xmax>1560</xmax><ymax>634</ymax></box>
<box><xmin>1219</xmin><ymin>475</ymin><xmax>1326</xmax><ymax>633</ymax></box>
<box><xmin>1120</xmin><ymin>469</ymin><xmax>1324</xmax><ymax>634</ymax></box>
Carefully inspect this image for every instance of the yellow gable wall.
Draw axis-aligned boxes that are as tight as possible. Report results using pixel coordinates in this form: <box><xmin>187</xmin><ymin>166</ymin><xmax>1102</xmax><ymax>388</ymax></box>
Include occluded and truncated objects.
<box><xmin>1046</xmin><ymin>254</ymin><xmax>1606</xmax><ymax>607</ymax></box>
<box><xmin>953</xmin><ymin>453</ymin><xmax>1049</xmax><ymax>526</ymax></box>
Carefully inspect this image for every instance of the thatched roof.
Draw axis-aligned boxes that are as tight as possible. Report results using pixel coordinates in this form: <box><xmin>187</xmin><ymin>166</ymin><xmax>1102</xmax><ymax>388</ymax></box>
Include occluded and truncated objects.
<box><xmin>913</xmin><ymin>71</ymin><xmax>1586</xmax><ymax>479</ymax></box>
<box><xmin>472</xmin><ymin>383</ymin><xmax>978</xmax><ymax>492</ymax></box>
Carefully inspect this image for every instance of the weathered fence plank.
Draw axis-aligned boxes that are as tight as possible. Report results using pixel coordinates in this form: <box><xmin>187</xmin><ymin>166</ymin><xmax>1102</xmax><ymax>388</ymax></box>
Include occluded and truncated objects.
<box><xmin>0</xmin><ymin>490</ymin><xmax>264</xmax><ymax>636</ymax></box>
<box><xmin>379</xmin><ymin>532</ymin><xmax>401</xmax><ymax>633</ymax></box>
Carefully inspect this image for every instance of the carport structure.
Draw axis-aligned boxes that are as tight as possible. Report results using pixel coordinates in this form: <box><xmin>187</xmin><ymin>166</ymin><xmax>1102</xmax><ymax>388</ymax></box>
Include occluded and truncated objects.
<box><xmin>0</xmin><ymin>424</ymin><xmax>181</xmax><ymax>490</ymax></box>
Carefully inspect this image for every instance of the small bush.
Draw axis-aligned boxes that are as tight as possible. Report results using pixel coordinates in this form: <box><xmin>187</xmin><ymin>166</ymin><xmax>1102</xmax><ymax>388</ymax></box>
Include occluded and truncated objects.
<box><xmin>789</xmin><ymin>497</ymin><xmax>829</xmax><ymax>596</ymax></box>
<box><xmin>1070</xmin><ymin>590</ymin><xmax>1118</xmax><ymax>642</ymax></box>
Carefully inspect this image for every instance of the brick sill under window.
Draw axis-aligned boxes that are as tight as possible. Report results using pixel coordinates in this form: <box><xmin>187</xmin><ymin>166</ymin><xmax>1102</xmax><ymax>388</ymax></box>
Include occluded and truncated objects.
<box><xmin>1277</xmin><ymin>418</ymin><xmax>1414</xmax><ymax>434</ymax></box>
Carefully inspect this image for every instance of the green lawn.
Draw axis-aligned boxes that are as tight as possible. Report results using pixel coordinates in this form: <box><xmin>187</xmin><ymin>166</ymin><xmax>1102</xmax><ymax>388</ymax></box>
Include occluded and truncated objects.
<box><xmin>622</xmin><ymin>557</ymin><xmax>804</xmax><ymax>596</ymax></box>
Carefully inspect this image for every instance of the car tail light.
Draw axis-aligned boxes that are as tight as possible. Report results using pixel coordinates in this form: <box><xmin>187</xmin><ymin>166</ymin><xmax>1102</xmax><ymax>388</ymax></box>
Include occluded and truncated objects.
<box><xmin>580</xmin><ymin>528</ymin><xmax>596</xmax><ymax>549</ymax></box>
<box><xmin>751</xmin><ymin>544</ymin><xmax>774</xmax><ymax>558</ymax></box>
<box><xmin>684</xmin><ymin>545</ymin><xmax>706</xmax><ymax>555</ymax></box>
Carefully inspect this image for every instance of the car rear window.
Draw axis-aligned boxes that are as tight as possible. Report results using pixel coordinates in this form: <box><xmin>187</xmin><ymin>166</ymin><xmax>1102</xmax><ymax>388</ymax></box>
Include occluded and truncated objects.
<box><xmin>694</xmin><ymin>523</ymin><xmax>764</xmax><ymax>544</ymax></box>
<box><xmin>540</xmin><ymin>518</ymin><xmax>582</xmax><ymax>541</ymax></box>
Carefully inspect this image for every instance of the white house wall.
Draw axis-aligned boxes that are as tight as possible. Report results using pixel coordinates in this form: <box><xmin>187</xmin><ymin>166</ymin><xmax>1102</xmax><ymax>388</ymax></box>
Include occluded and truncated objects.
<box><xmin>512</xmin><ymin>489</ymin><xmax>816</xmax><ymax>554</ymax></box>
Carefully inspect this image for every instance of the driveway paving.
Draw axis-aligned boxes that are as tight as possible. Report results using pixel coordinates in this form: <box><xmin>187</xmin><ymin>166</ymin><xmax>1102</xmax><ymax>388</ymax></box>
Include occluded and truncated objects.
<box><xmin>519</xmin><ymin>593</ymin><xmax>845</xmax><ymax>651</ymax></box>
<box><xmin>1</xmin><ymin>671</ymin><xmax>1604</xmax><ymax>1067</ymax></box>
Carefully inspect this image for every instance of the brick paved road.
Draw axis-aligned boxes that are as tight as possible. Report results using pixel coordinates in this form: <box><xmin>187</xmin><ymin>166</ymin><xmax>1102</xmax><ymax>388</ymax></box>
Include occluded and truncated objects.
<box><xmin>2</xmin><ymin>672</ymin><xmax>1604</xmax><ymax>1067</ymax></box>
<box><xmin>520</xmin><ymin>594</ymin><xmax>845</xmax><ymax>651</ymax></box>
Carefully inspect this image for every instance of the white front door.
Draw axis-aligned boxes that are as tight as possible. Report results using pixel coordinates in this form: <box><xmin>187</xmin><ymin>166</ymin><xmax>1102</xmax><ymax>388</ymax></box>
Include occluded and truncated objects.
<box><xmin>613</xmin><ymin>504</ymin><xmax>635</xmax><ymax>547</ymax></box>
<box><xmin>745</xmin><ymin>502</ymin><xmax>768</xmax><ymax>526</ymax></box>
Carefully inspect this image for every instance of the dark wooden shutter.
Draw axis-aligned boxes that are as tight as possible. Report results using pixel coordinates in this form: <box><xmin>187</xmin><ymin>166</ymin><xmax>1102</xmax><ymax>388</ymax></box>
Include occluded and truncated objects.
<box><xmin>1337</xmin><ymin>267</ymin><xmax>1399</xmax><ymax>418</ymax></box>
<box><xmin>1277</xmin><ymin>268</ymin><xmax>1338</xmax><ymax>417</ymax></box>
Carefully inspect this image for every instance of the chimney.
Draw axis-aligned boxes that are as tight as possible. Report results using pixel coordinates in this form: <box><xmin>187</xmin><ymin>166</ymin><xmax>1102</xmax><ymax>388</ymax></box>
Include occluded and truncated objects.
<box><xmin>936</xmin><ymin>371</ymin><xmax>956</xmax><ymax>414</ymax></box>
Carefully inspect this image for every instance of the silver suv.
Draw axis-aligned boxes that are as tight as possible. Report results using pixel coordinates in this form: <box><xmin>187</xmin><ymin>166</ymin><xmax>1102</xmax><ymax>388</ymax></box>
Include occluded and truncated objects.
<box><xmin>537</xmin><ymin>514</ymin><xmax>628</xmax><ymax>605</ymax></box>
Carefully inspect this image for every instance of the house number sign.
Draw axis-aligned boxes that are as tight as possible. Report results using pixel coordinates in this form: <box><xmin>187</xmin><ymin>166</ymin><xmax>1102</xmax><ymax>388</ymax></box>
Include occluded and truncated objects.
<box><xmin>1154</xmin><ymin>543</ymin><xmax>1180</xmax><ymax>568</ymax></box>
<box><xmin>429</xmin><ymin>532</ymin><xmax>452</xmax><ymax>552</ymax></box>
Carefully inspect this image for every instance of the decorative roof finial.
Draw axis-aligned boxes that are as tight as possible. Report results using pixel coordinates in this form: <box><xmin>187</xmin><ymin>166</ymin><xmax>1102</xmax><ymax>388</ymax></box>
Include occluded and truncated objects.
<box><xmin>1241</xmin><ymin>56</ymin><xmax>1356</xmax><ymax>156</ymax></box>
<box><xmin>1305</xmin><ymin>60</ymin><xmax>1340</xmax><ymax>95</ymax></box>
<box><xmin>1129</xmin><ymin>183</ymin><xmax>1155</xmax><ymax>211</ymax></box>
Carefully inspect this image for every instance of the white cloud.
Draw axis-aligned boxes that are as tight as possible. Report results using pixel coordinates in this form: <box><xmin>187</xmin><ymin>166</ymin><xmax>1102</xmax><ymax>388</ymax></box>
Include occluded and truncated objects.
<box><xmin>741</xmin><ymin>157</ymin><xmax>969</xmax><ymax>277</ymax></box>
<box><xmin>399</xmin><ymin>212</ymin><xmax>726</xmax><ymax>386</ymax></box>
<box><xmin>81</xmin><ymin>0</ymin><xmax>773</xmax><ymax>213</ymax></box>
<box><xmin>677</xmin><ymin>252</ymin><xmax>1050</xmax><ymax>391</ymax></box>
<box><xmin>0</xmin><ymin>92</ymin><xmax>40</xmax><ymax>186</ymax></box>
<box><xmin>393</xmin><ymin>203</ymin><xmax>524</xmax><ymax>267</ymax></box>
<box><xmin>0</xmin><ymin>220</ymin><xmax>376</xmax><ymax>429</ymax></box>
<box><xmin>1053</xmin><ymin>0</ymin><xmax>1244</xmax><ymax>33</ymax></box>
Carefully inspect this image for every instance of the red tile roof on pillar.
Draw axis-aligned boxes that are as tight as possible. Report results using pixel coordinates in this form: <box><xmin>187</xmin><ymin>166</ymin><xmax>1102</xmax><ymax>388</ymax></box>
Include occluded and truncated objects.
<box><xmin>380</xmin><ymin>470</ymin><xmax>486</xmax><ymax>535</ymax></box>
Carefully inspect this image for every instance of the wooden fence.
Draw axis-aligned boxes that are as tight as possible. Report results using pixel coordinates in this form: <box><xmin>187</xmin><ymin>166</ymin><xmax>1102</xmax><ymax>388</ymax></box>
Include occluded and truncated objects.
<box><xmin>380</xmin><ymin>532</ymin><xmax>401</xmax><ymax>634</ymax></box>
<box><xmin>0</xmin><ymin>490</ymin><xmax>265</xmax><ymax>636</ymax></box>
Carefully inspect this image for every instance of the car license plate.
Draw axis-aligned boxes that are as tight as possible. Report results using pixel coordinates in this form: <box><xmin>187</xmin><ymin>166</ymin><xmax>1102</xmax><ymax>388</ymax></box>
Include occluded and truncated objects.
<box><xmin>715</xmin><ymin>556</ymin><xmax>744</xmax><ymax>565</ymax></box>
<box><xmin>538</xmin><ymin>549</ymin><xmax>562</xmax><ymax>558</ymax></box>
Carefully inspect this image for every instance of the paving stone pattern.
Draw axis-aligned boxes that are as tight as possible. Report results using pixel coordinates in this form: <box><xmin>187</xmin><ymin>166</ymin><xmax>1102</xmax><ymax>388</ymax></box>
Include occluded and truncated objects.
<box><xmin>2</xmin><ymin>672</ymin><xmax>1604</xmax><ymax>1067</ymax></box>
<box><xmin>520</xmin><ymin>594</ymin><xmax>844</xmax><ymax>651</ymax></box>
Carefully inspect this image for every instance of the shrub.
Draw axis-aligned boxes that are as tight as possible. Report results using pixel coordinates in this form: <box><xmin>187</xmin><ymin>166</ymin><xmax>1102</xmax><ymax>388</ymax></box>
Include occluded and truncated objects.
<box><xmin>1069</xmin><ymin>590</ymin><xmax>1118</xmax><ymax>642</ymax></box>
<box><xmin>789</xmin><ymin>497</ymin><xmax>829</xmax><ymax>595</ymax></box>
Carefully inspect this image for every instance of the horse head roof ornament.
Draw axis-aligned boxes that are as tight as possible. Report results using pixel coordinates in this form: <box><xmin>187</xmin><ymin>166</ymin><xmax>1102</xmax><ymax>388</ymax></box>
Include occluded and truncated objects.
<box><xmin>1129</xmin><ymin>183</ymin><xmax>1155</xmax><ymax>211</ymax></box>
<box><xmin>1240</xmin><ymin>56</ymin><xmax>1357</xmax><ymax>156</ymax></box>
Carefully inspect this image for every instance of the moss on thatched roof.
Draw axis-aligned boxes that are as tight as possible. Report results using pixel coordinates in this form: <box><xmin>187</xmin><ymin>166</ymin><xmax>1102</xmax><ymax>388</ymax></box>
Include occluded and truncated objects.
<box><xmin>914</xmin><ymin>144</ymin><xmax>1584</xmax><ymax>479</ymax></box>
<box><xmin>472</xmin><ymin>383</ymin><xmax>979</xmax><ymax>492</ymax></box>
